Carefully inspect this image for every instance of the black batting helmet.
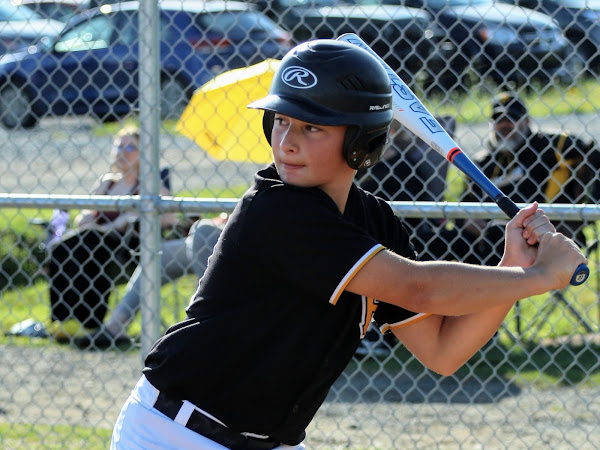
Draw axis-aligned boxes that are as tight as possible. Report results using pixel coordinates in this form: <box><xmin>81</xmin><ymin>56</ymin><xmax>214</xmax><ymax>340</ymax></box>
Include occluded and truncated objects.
<box><xmin>248</xmin><ymin>39</ymin><xmax>393</xmax><ymax>169</ymax></box>
<box><xmin>491</xmin><ymin>92</ymin><xmax>528</xmax><ymax>122</ymax></box>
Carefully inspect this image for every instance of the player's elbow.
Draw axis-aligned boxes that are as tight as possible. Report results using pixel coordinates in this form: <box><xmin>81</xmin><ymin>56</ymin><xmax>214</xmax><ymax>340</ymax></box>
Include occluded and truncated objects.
<box><xmin>430</xmin><ymin>361</ymin><xmax>462</xmax><ymax>376</ymax></box>
<box><xmin>421</xmin><ymin>353</ymin><xmax>465</xmax><ymax>376</ymax></box>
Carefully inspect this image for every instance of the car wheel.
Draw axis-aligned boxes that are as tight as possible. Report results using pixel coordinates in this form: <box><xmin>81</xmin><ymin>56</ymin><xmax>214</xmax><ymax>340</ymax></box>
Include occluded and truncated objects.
<box><xmin>160</xmin><ymin>76</ymin><xmax>189</xmax><ymax>120</ymax></box>
<box><xmin>0</xmin><ymin>84</ymin><xmax>37</xmax><ymax>129</ymax></box>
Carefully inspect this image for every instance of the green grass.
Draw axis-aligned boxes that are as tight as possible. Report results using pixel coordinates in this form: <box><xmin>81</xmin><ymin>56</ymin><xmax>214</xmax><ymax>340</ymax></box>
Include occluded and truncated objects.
<box><xmin>0</xmin><ymin>275</ymin><xmax>197</xmax><ymax>347</ymax></box>
<box><xmin>420</xmin><ymin>78</ymin><xmax>600</xmax><ymax>124</ymax></box>
<box><xmin>0</xmin><ymin>423</ymin><xmax>111</xmax><ymax>450</ymax></box>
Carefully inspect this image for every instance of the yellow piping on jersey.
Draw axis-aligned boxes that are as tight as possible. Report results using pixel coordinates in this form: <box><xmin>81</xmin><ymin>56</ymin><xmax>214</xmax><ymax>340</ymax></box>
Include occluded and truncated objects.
<box><xmin>330</xmin><ymin>244</ymin><xmax>385</xmax><ymax>305</ymax></box>
<box><xmin>359</xmin><ymin>295</ymin><xmax>379</xmax><ymax>337</ymax></box>
<box><xmin>380</xmin><ymin>312</ymin><xmax>433</xmax><ymax>334</ymax></box>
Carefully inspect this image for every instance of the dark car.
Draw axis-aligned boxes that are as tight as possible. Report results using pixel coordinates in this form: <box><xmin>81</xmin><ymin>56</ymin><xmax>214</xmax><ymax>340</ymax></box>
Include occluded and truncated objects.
<box><xmin>250</xmin><ymin>0</ymin><xmax>440</xmax><ymax>88</ymax></box>
<box><xmin>17</xmin><ymin>0</ymin><xmax>90</xmax><ymax>23</ymax></box>
<box><xmin>500</xmin><ymin>0</ymin><xmax>600</xmax><ymax>74</ymax></box>
<box><xmin>394</xmin><ymin>0</ymin><xmax>574</xmax><ymax>89</ymax></box>
<box><xmin>0</xmin><ymin>0</ymin><xmax>291</xmax><ymax>128</ymax></box>
<box><xmin>0</xmin><ymin>2</ymin><xmax>64</xmax><ymax>56</ymax></box>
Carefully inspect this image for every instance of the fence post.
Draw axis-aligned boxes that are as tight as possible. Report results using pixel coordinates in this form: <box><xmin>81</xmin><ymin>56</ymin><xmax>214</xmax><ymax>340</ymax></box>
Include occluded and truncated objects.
<box><xmin>138</xmin><ymin>0</ymin><xmax>162</xmax><ymax>360</ymax></box>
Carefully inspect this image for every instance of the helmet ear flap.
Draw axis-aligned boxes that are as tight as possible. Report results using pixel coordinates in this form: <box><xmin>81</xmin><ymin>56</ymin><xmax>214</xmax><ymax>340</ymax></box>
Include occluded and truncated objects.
<box><xmin>343</xmin><ymin>127</ymin><xmax>366</xmax><ymax>170</ymax></box>
<box><xmin>343</xmin><ymin>125</ymin><xmax>390</xmax><ymax>170</ymax></box>
<box><xmin>262</xmin><ymin>110</ymin><xmax>275</xmax><ymax>146</ymax></box>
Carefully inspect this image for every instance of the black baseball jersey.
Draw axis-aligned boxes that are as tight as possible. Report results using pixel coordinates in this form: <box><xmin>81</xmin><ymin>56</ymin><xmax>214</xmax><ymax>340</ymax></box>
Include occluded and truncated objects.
<box><xmin>144</xmin><ymin>164</ymin><xmax>427</xmax><ymax>445</ymax></box>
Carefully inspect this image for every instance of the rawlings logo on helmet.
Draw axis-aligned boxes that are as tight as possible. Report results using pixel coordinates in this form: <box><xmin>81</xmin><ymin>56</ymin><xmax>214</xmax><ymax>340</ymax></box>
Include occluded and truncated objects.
<box><xmin>369</xmin><ymin>103</ymin><xmax>390</xmax><ymax>111</ymax></box>
<box><xmin>281</xmin><ymin>66</ymin><xmax>318</xmax><ymax>89</ymax></box>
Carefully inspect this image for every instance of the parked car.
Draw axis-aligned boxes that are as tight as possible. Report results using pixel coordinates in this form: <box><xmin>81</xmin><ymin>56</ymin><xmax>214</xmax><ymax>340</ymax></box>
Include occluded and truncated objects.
<box><xmin>16</xmin><ymin>0</ymin><xmax>90</xmax><ymax>23</ymax></box>
<box><xmin>392</xmin><ymin>0</ymin><xmax>574</xmax><ymax>89</ymax></box>
<box><xmin>0</xmin><ymin>0</ymin><xmax>291</xmax><ymax>128</ymax></box>
<box><xmin>249</xmin><ymin>0</ymin><xmax>440</xmax><ymax>88</ymax></box>
<box><xmin>500</xmin><ymin>0</ymin><xmax>600</xmax><ymax>75</ymax></box>
<box><xmin>0</xmin><ymin>2</ymin><xmax>64</xmax><ymax>56</ymax></box>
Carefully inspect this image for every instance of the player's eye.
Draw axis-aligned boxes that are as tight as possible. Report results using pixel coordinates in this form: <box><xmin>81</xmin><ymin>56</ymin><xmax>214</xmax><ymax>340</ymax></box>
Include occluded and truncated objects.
<box><xmin>273</xmin><ymin>115</ymin><xmax>288</xmax><ymax>126</ymax></box>
<box><xmin>301</xmin><ymin>121</ymin><xmax>323</xmax><ymax>133</ymax></box>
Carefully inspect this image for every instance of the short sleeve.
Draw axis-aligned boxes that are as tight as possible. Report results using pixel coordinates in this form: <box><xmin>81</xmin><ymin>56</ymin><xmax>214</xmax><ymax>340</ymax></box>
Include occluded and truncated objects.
<box><xmin>241</xmin><ymin>186</ymin><xmax>383</xmax><ymax>303</ymax></box>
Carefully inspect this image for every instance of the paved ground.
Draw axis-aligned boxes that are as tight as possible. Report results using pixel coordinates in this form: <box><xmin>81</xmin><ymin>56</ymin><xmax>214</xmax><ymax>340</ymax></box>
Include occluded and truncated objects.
<box><xmin>2</xmin><ymin>113</ymin><xmax>600</xmax><ymax>197</ymax></box>
<box><xmin>0</xmin><ymin>117</ymin><xmax>262</xmax><ymax>197</ymax></box>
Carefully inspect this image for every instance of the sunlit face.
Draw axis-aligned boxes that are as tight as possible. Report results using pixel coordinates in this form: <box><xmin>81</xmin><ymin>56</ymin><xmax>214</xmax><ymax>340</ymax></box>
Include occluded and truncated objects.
<box><xmin>111</xmin><ymin>135</ymin><xmax>140</xmax><ymax>174</ymax></box>
<box><xmin>490</xmin><ymin>116</ymin><xmax>528</xmax><ymax>154</ymax></box>
<box><xmin>270</xmin><ymin>114</ymin><xmax>353</xmax><ymax>193</ymax></box>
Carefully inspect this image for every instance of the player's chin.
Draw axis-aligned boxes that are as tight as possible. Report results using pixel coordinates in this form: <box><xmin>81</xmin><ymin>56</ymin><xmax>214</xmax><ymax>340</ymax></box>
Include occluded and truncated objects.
<box><xmin>276</xmin><ymin>163</ymin><xmax>308</xmax><ymax>184</ymax></box>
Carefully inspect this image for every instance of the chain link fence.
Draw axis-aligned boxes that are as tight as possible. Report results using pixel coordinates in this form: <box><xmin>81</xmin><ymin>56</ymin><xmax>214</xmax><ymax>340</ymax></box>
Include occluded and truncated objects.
<box><xmin>1</xmin><ymin>0</ymin><xmax>599</xmax><ymax>448</ymax></box>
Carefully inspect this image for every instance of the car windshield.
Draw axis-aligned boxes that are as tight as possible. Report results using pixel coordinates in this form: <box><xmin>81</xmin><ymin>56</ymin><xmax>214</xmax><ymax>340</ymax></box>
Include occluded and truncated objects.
<box><xmin>278</xmin><ymin>0</ymin><xmax>337</xmax><ymax>6</ymax></box>
<box><xmin>24</xmin><ymin>2</ymin><xmax>81</xmax><ymax>22</ymax></box>
<box><xmin>197</xmin><ymin>11</ymin><xmax>283</xmax><ymax>38</ymax></box>
<box><xmin>0</xmin><ymin>3</ymin><xmax>44</xmax><ymax>21</ymax></box>
<box><xmin>362</xmin><ymin>0</ymin><xmax>493</xmax><ymax>5</ymax></box>
<box><xmin>54</xmin><ymin>14</ymin><xmax>112</xmax><ymax>52</ymax></box>
<box><xmin>559</xmin><ymin>0</ymin><xmax>600</xmax><ymax>7</ymax></box>
<box><xmin>424</xmin><ymin>0</ymin><xmax>493</xmax><ymax>6</ymax></box>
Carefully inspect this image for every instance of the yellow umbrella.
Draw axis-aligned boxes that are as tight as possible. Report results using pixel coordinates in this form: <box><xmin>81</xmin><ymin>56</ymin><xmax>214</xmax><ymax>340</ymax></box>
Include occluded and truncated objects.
<box><xmin>176</xmin><ymin>59</ymin><xmax>281</xmax><ymax>164</ymax></box>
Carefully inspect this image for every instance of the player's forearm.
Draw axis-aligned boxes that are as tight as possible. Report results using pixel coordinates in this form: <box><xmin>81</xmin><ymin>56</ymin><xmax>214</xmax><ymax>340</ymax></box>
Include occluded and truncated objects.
<box><xmin>400</xmin><ymin>262</ymin><xmax>549</xmax><ymax>316</ymax></box>
<box><xmin>401</xmin><ymin>261</ymin><xmax>545</xmax><ymax>315</ymax></box>
<box><xmin>393</xmin><ymin>304</ymin><xmax>512</xmax><ymax>375</ymax></box>
<box><xmin>349</xmin><ymin>251</ymin><xmax>548</xmax><ymax>316</ymax></box>
<box><xmin>430</xmin><ymin>306</ymin><xmax>512</xmax><ymax>374</ymax></box>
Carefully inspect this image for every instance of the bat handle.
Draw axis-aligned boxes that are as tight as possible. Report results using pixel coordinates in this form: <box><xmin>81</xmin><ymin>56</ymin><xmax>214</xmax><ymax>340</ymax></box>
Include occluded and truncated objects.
<box><xmin>496</xmin><ymin>196</ymin><xmax>520</xmax><ymax>218</ymax></box>
<box><xmin>496</xmin><ymin>196</ymin><xmax>589</xmax><ymax>286</ymax></box>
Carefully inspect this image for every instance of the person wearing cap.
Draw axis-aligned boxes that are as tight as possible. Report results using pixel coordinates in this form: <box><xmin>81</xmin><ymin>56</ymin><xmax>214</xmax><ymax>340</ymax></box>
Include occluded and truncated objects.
<box><xmin>109</xmin><ymin>42</ymin><xmax>585</xmax><ymax>449</ymax></box>
<box><xmin>460</xmin><ymin>92</ymin><xmax>600</xmax><ymax>265</ymax></box>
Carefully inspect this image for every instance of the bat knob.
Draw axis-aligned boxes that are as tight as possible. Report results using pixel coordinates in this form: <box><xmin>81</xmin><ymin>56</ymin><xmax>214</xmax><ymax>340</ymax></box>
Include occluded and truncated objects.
<box><xmin>570</xmin><ymin>264</ymin><xmax>589</xmax><ymax>286</ymax></box>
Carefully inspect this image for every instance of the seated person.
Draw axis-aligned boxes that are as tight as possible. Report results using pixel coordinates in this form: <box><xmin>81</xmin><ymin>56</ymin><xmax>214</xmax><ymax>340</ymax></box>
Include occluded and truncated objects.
<box><xmin>457</xmin><ymin>92</ymin><xmax>600</xmax><ymax>266</ymax></box>
<box><xmin>47</xmin><ymin>125</ymin><xmax>178</xmax><ymax>341</ymax></box>
<box><xmin>74</xmin><ymin>217</ymin><xmax>225</xmax><ymax>348</ymax></box>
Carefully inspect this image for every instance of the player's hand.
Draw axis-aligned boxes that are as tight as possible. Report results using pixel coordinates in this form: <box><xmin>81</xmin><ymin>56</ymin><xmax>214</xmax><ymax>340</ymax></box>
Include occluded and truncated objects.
<box><xmin>501</xmin><ymin>202</ymin><xmax>554</xmax><ymax>268</ymax></box>
<box><xmin>534</xmin><ymin>231</ymin><xmax>588</xmax><ymax>290</ymax></box>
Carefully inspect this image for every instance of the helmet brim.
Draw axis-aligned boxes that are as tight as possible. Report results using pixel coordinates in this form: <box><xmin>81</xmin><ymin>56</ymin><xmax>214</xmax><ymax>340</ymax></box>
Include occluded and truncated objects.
<box><xmin>248</xmin><ymin>94</ymin><xmax>346</xmax><ymax>127</ymax></box>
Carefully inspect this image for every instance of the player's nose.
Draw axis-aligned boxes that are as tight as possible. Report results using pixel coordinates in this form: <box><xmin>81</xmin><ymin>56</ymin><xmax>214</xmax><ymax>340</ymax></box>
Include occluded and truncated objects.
<box><xmin>277</xmin><ymin>124</ymin><xmax>300</xmax><ymax>153</ymax></box>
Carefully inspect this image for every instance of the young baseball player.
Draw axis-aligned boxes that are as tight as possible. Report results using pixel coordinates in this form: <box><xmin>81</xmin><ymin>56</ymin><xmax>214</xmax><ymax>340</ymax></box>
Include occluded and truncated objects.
<box><xmin>111</xmin><ymin>40</ymin><xmax>586</xmax><ymax>449</ymax></box>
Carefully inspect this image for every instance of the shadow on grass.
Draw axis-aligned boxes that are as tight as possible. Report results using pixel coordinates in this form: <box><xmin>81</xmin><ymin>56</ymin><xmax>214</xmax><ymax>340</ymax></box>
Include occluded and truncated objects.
<box><xmin>328</xmin><ymin>338</ymin><xmax>600</xmax><ymax>404</ymax></box>
<box><xmin>499</xmin><ymin>337</ymin><xmax>600</xmax><ymax>387</ymax></box>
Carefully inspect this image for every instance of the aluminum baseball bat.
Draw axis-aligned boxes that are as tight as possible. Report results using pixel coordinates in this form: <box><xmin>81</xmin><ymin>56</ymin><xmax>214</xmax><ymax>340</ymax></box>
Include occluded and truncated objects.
<box><xmin>337</xmin><ymin>33</ymin><xmax>589</xmax><ymax>286</ymax></box>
